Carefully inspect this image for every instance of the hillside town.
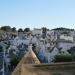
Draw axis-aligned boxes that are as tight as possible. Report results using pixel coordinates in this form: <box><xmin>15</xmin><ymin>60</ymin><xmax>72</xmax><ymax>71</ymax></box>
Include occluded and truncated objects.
<box><xmin>0</xmin><ymin>26</ymin><xmax>75</xmax><ymax>75</ymax></box>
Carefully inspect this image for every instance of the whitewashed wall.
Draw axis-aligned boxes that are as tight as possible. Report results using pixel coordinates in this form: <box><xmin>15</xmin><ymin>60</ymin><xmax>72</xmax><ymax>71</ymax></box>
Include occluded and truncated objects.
<box><xmin>60</xmin><ymin>34</ymin><xmax>73</xmax><ymax>42</ymax></box>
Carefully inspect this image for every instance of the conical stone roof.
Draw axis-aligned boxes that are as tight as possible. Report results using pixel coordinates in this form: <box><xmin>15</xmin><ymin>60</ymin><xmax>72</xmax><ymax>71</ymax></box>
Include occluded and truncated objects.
<box><xmin>11</xmin><ymin>45</ymin><xmax>40</xmax><ymax>75</ymax></box>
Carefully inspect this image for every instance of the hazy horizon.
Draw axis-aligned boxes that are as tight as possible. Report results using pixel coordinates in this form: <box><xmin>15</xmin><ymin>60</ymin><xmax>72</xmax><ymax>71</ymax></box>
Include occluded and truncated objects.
<box><xmin>0</xmin><ymin>0</ymin><xmax>75</xmax><ymax>29</ymax></box>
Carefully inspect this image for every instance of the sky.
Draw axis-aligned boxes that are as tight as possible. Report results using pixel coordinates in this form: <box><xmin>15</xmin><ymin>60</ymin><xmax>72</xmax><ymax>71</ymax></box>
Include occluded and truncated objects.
<box><xmin>0</xmin><ymin>0</ymin><xmax>75</xmax><ymax>29</ymax></box>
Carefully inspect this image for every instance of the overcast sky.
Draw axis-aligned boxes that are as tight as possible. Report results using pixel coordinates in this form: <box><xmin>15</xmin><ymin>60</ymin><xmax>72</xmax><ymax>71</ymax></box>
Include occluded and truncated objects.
<box><xmin>0</xmin><ymin>0</ymin><xmax>75</xmax><ymax>29</ymax></box>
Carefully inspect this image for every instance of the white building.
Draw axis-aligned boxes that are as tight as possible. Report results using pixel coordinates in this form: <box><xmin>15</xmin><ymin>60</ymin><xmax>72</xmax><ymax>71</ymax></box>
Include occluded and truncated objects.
<box><xmin>60</xmin><ymin>34</ymin><xmax>73</xmax><ymax>42</ymax></box>
<box><xmin>57</xmin><ymin>41</ymin><xmax>75</xmax><ymax>52</ymax></box>
<box><xmin>32</xmin><ymin>28</ymin><xmax>42</xmax><ymax>35</ymax></box>
<box><xmin>10</xmin><ymin>36</ymin><xmax>31</xmax><ymax>46</ymax></box>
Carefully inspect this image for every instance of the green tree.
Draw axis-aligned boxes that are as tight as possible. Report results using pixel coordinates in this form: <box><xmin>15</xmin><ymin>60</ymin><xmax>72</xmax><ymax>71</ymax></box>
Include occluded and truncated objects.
<box><xmin>42</xmin><ymin>27</ymin><xmax>47</xmax><ymax>33</ymax></box>
<box><xmin>18</xmin><ymin>28</ymin><xmax>23</xmax><ymax>32</ymax></box>
<box><xmin>68</xmin><ymin>47</ymin><xmax>75</xmax><ymax>61</ymax></box>
<box><xmin>24</xmin><ymin>28</ymin><xmax>30</xmax><ymax>32</ymax></box>
<box><xmin>52</xmin><ymin>27</ymin><xmax>74</xmax><ymax>31</ymax></box>
<box><xmin>53</xmin><ymin>53</ymin><xmax>72</xmax><ymax>62</ymax></box>
<box><xmin>42</xmin><ymin>27</ymin><xmax>47</xmax><ymax>38</ymax></box>
<box><xmin>1</xmin><ymin>26</ymin><xmax>11</xmax><ymax>31</ymax></box>
<box><xmin>12</xmin><ymin>27</ymin><xmax>16</xmax><ymax>32</ymax></box>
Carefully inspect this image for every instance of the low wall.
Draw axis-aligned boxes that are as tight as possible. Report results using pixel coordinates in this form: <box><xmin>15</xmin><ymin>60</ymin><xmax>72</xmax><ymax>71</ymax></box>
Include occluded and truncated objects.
<box><xmin>12</xmin><ymin>62</ymin><xmax>75</xmax><ymax>75</ymax></box>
